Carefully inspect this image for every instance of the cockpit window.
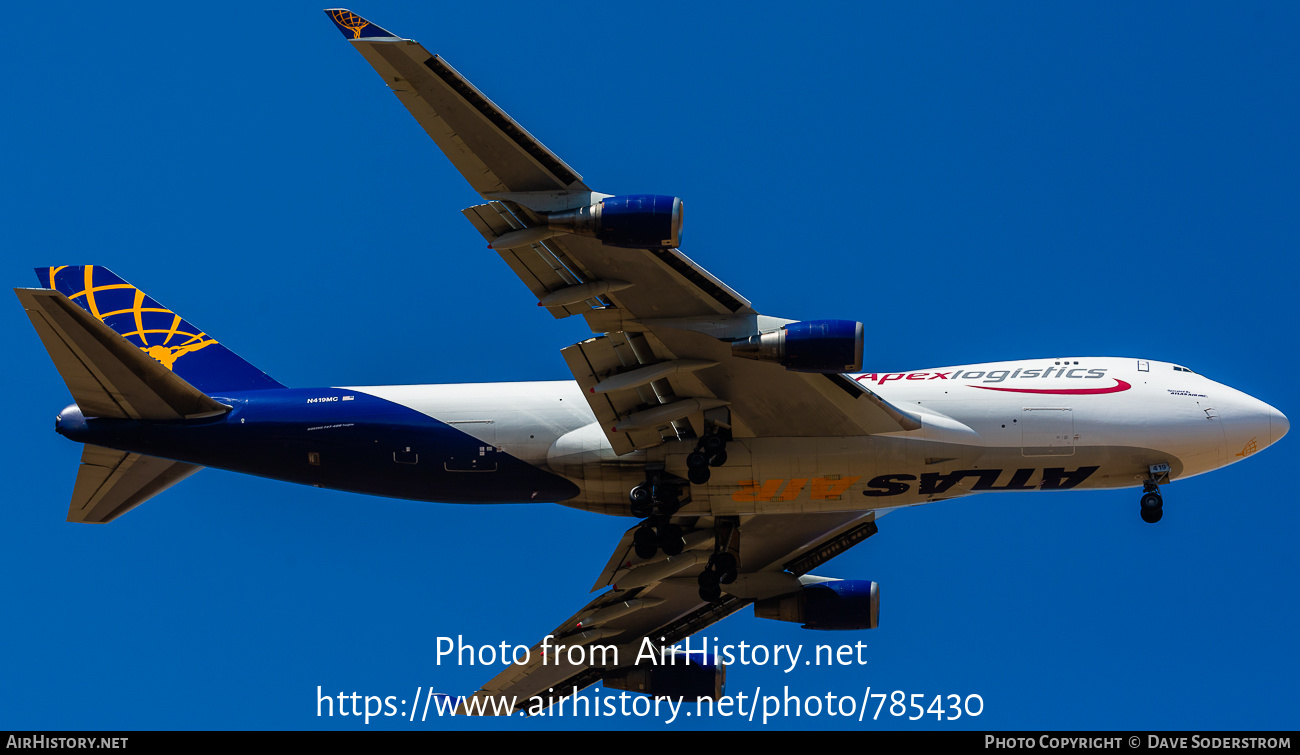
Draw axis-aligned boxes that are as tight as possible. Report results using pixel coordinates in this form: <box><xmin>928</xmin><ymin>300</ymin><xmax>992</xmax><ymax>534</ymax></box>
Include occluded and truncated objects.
<box><xmin>1172</xmin><ymin>365</ymin><xmax>1197</xmax><ymax>374</ymax></box>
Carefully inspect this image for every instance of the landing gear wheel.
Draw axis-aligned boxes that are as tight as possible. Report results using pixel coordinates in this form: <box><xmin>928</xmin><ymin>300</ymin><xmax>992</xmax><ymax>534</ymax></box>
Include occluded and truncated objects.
<box><xmin>708</xmin><ymin>449</ymin><xmax>728</xmax><ymax>468</ymax></box>
<box><xmin>658</xmin><ymin>523</ymin><xmax>684</xmax><ymax>556</ymax></box>
<box><xmin>712</xmin><ymin>552</ymin><xmax>738</xmax><ymax>584</ymax></box>
<box><xmin>702</xmin><ymin>434</ymin><xmax>726</xmax><ymax>456</ymax></box>
<box><xmin>697</xmin><ymin>570</ymin><xmax>722</xmax><ymax>602</ymax></box>
<box><xmin>629</xmin><ymin>485</ymin><xmax>653</xmax><ymax>518</ymax></box>
<box><xmin>687</xmin><ymin>452</ymin><xmax>711</xmax><ymax>485</ymax></box>
<box><xmin>1141</xmin><ymin>506</ymin><xmax>1164</xmax><ymax>524</ymax></box>
<box><xmin>633</xmin><ymin>525</ymin><xmax>658</xmax><ymax>559</ymax></box>
<box><xmin>1140</xmin><ymin>492</ymin><xmax>1163</xmax><ymax>511</ymax></box>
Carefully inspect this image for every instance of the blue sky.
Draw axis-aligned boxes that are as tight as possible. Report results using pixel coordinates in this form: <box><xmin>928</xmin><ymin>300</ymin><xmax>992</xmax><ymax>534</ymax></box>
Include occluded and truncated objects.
<box><xmin>2</xmin><ymin>2</ymin><xmax>1298</xmax><ymax>731</ymax></box>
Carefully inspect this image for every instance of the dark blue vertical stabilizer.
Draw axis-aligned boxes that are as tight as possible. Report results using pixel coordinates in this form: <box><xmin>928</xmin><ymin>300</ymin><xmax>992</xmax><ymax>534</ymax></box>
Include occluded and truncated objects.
<box><xmin>38</xmin><ymin>266</ymin><xmax>285</xmax><ymax>394</ymax></box>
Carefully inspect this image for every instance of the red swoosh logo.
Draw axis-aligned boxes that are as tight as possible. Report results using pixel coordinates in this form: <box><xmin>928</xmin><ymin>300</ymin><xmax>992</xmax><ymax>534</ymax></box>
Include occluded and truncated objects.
<box><xmin>969</xmin><ymin>379</ymin><xmax>1131</xmax><ymax>395</ymax></box>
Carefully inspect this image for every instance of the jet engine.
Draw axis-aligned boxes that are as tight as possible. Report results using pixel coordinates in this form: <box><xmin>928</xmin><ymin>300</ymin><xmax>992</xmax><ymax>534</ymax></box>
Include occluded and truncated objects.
<box><xmin>546</xmin><ymin>194</ymin><xmax>684</xmax><ymax>249</ymax></box>
<box><xmin>753</xmin><ymin>580</ymin><xmax>879</xmax><ymax>630</ymax></box>
<box><xmin>732</xmin><ymin>319</ymin><xmax>865</xmax><ymax>373</ymax></box>
<box><xmin>602</xmin><ymin>650</ymin><xmax>725</xmax><ymax>700</ymax></box>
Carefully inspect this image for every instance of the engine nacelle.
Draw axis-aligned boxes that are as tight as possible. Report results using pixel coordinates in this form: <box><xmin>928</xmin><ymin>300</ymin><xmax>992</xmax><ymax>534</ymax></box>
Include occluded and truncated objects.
<box><xmin>731</xmin><ymin>319</ymin><xmax>865</xmax><ymax>373</ymax></box>
<box><xmin>602</xmin><ymin>650</ymin><xmax>725</xmax><ymax>700</ymax></box>
<box><xmin>753</xmin><ymin>580</ymin><xmax>879</xmax><ymax>630</ymax></box>
<box><xmin>546</xmin><ymin>194</ymin><xmax>684</xmax><ymax>249</ymax></box>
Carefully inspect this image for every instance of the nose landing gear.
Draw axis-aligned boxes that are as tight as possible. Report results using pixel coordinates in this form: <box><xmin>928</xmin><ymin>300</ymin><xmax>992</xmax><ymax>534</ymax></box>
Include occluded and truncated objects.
<box><xmin>1140</xmin><ymin>488</ymin><xmax>1163</xmax><ymax>523</ymax></box>
<box><xmin>1139</xmin><ymin>463</ymin><xmax>1170</xmax><ymax>524</ymax></box>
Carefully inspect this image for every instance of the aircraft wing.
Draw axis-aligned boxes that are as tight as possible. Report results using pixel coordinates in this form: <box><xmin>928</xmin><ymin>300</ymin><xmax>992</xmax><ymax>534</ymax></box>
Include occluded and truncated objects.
<box><xmin>460</xmin><ymin>510</ymin><xmax>882</xmax><ymax>715</ymax></box>
<box><xmin>324</xmin><ymin>9</ymin><xmax>586</xmax><ymax>196</ymax></box>
<box><xmin>327</xmin><ymin>10</ymin><xmax>923</xmax><ymax>455</ymax></box>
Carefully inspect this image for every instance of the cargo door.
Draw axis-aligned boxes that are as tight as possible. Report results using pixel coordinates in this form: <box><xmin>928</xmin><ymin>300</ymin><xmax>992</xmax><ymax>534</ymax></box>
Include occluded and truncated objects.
<box><xmin>1022</xmin><ymin>407</ymin><xmax>1075</xmax><ymax>457</ymax></box>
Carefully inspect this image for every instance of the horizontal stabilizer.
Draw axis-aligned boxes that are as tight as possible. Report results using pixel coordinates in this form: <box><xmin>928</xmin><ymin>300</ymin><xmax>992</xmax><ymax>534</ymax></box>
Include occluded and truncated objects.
<box><xmin>15</xmin><ymin>288</ymin><xmax>229</xmax><ymax>420</ymax></box>
<box><xmin>69</xmin><ymin>445</ymin><xmax>202</xmax><ymax>523</ymax></box>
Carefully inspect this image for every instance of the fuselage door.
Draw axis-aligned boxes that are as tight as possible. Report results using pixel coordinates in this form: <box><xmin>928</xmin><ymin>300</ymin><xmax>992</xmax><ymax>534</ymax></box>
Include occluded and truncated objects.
<box><xmin>1022</xmin><ymin>407</ymin><xmax>1075</xmax><ymax>456</ymax></box>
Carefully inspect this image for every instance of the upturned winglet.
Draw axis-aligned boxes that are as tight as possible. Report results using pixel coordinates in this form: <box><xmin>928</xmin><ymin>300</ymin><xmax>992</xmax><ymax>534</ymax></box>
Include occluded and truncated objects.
<box><xmin>324</xmin><ymin>8</ymin><xmax>399</xmax><ymax>40</ymax></box>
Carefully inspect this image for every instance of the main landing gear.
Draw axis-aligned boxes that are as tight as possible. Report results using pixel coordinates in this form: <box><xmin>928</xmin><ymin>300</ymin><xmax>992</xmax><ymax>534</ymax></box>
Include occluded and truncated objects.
<box><xmin>630</xmin><ymin>431</ymin><xmax>729</xmax><ymax>514</ymax></box>
<box><xmin>633</xmin><ymin>519</ymin><xmax>684</xmax><ymax>559</ymax></box>
<box><xmin>626</xmin><ymin>426</ymin><xmax>738</xmax><ymax>600</ymax></box>
<box><xmin>629</xmin><ymin>467</ymin><xmax>687</xmax><ymax>559</ymax></box>
<box><xmin>697</xmin><ymin>517</ymin><xmax>740</xmax><ymax>603</ymax></box>
<box><xmin>1139</xmin><ymin>463</ymin><xmax>1170</xmax><ymax>524</ymax></box>
<box><xmin>686</xmin><ymin>431</ymin><xmax>730</xmax><ymax>486</ymax></box>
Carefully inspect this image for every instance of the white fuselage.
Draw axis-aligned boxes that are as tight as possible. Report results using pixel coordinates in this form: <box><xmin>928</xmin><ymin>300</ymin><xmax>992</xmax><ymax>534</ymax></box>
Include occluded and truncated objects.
<box><xmin>354</xmin><ymin>357</ymin><xmax>1287</xmax><ymax>517</ymax></box>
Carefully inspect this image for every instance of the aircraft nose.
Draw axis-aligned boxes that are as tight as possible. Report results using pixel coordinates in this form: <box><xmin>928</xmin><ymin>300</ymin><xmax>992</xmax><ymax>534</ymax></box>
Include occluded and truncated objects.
<box><xmin>1271</xmin><ymin>405</ymin><xmax>1289</xmax><ymax>446</ymax></box>
<box><xmin>1220</xmin><ymin>389</ymin><xmax>1286</xmax><ymax>460</ymax></box>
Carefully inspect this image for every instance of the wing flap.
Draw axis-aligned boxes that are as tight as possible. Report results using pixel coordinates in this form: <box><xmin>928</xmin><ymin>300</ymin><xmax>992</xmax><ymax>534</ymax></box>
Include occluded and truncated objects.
<box><xmin>462</xmin><ymin>202</ymin><xmax>594</xmax><ymax>319</ymax></box>
<box><xmin>560</xmin><ymin>335</ymin><xmax>671</xmax><ymax>454</ymax></box>
<box><xmin>646</xmin><ymin>327</ymin><xmax>915</xmax><ymax>437</ymax></box>
<box><xmin>558</xmin><ymin>234</ymin><xmax>753</xmax><ymax>323</ymax></box>
<box><xmin>15</xmin><ymin>288</ymin><xmax>230</xmax><ymax>421</ymax></box>
<box><xmin>69</xmin><ymin>444</ymin><xmax>203</xmax><ymax>523</ymax></box>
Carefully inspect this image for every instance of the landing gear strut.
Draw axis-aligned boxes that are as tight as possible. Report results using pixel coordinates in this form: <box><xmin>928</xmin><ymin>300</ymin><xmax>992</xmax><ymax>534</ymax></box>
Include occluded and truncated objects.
<box><xmin>697</xmin><ymin>518</ymin><xmax>740</xmax><ymax>602</ymax></box>
<box><xmin>1139</xmin><ymin>463</ymin><xmax>1169</xmax><ymax>524</ymax></box>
